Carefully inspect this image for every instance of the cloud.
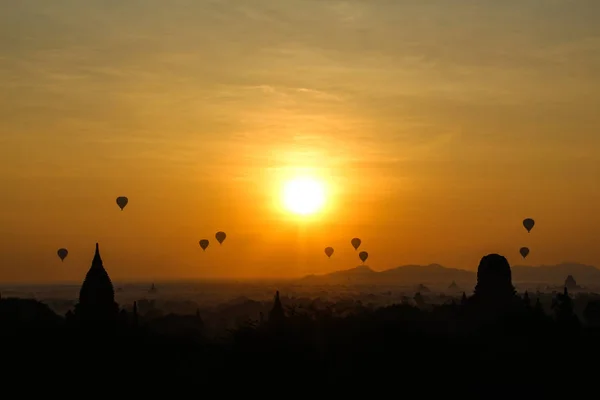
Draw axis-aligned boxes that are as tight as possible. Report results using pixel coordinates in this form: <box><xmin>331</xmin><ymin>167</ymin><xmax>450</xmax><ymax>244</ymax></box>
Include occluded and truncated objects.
<box><xmin>1</xmin><ymin>0</ymin><xmax>599</xmax><ymax>172</ymax></box>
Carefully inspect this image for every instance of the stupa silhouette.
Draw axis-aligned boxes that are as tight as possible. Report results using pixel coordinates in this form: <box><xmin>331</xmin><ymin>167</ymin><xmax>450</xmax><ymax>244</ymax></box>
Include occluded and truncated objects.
<box><xmin>268</xmin><ymin>290</ymin><xmax>286</xmax><ymax>331</ymax></box>
<box><xmin>472</xmin><ymin>253</ymin><xmax>516</xmax><ymax>306</ymax></box>
<box><xmin>73</xmin><ymin>243</ymin><xmax>119</xmax><ymax>324</ymax></box>
<box><xmin>565</xmin><ymin>275</ymin><xmax>577</xmax><ymax>290</ymax></box>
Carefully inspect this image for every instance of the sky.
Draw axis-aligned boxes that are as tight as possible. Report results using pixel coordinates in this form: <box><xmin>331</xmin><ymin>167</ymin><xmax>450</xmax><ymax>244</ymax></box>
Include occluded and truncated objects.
<box><xmin>1</xmin><ymin>0</ymin><xmax>599</xmax><ymax>283</ymax></box>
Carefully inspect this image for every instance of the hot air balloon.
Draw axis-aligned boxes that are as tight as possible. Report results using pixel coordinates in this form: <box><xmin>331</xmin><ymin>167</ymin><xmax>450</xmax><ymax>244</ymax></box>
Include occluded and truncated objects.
<box><xmin>324</xmin><ymin>247</ymin><xmax>334</xmax><ymax>258</ymax></box>
<box><xmin>199</xmin><ymin>239</ymin><xmax>209</xmax><ymax>251</ymax></box>
<box><xmin>215</xmin><ymin>231</ymin><xmax>226</xmax><ymax>245</ymax></box>
<box><xmin>523</xmin><ymin>218</ymin><xmax>534</xmax><ymax>232</ymax></box>
<box><xmin>519</xmin><ymin>247</ymin><xmax>529</xmax><ymax>258</ymax></box>
<box><xmin>116</xmin><ymin>196</ymin><xmax>128</xmax><ymax>211</ymax></box>
<box><xmin>351</xmin><ymin>238</ymin><xmax>361</xmax><ymax>250</ymax></box>
<box><xmin>57</xmin><ymin>248</ymin><xmax>68</xmax><ymax>261</ymax></box>
<box><xmin>359</xmin><ymin>251</ymin><xmax>368</xmax><ymax>263</ymax></box>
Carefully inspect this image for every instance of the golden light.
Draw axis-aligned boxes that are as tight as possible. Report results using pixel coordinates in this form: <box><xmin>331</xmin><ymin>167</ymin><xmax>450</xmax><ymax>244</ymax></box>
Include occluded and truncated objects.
<box><xmin>281</xmin><ymin>177</ymin><xmax>326</xmax><ymax>216</ymax></box>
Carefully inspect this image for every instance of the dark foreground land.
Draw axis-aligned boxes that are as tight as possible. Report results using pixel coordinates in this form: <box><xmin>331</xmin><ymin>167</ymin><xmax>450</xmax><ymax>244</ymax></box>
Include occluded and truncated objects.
<box><xmin>3</xmin><ymin>252</ymin><xmax>600</xmax><ymax>393</ymax></box>
<box><xmin>3</xmin><ymin>289</ymin><xmax>600</xmax><ymax>393</ymax></box>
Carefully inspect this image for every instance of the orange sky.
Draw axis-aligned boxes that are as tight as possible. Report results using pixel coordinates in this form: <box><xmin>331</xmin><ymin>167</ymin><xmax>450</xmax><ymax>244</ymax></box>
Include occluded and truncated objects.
<box><xmin>1</xmin><ymin>1</ymin><xmax>600</xmax><ymax>283</ymax></box>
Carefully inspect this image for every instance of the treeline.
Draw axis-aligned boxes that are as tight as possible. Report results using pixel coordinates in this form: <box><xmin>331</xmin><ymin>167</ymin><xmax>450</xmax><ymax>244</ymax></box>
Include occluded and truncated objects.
<box><xmin>2</xmin><ymin>293</ymin><xmax>600</xmax><ymax>392</ymax></box>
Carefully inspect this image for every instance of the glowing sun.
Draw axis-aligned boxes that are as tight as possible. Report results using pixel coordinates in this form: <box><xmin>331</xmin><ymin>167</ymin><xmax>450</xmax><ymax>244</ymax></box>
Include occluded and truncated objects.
<box><xmin>282</xmin><ymin>177</ymin><xmax>326</xmax><ymax>215</ymax></box>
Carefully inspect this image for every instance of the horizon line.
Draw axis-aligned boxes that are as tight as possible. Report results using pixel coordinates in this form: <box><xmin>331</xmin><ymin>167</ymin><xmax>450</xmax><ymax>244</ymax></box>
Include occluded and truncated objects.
<box><xmin>0</xmin><ymin>260</ymin><xmax>593</xmax><ymax>286</ymax></box>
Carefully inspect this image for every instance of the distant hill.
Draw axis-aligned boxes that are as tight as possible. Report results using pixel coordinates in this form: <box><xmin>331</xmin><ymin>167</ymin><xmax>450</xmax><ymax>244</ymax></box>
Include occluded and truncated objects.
<box><xmin>301</xmin><ymin>264</ymin><xmax>476</xmax><ymax>286</ymax></box>
<box><xmin>512</xmin><ymin>263</ymin><xmax>600</xmax><ymax>284</ymax></box>
<box><xmin>380</xmin><ymin>264</ymin><xmax>476</xmax><ymax>284</ymax></box>
<box><xmin>302</xmin><ymin>265</ymin><xmax>379</xmax><ymax>284</ymax></box>
<box><xmin>300</xmin><ymin>262</ymin><xmax>600</xmax><ymax>286</ymax></box>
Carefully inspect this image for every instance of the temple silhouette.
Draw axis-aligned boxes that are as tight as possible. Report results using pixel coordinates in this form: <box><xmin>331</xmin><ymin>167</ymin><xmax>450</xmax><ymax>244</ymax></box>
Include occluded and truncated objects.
<box><xmin>472</xmin><ymin>254</ymin><xmax>516</xmax><ymax>304</ymax></box>
<box><xmin>269</xmin><ymin>290</ymin><xmax>285</xmax><ymax>327</ymax></box>
<box><xmin>565</xmin><ymin>275</ymin><xmax>578</xmax><ymax>290</ymax></box>
<box><xmin>71</xmin><ymin>243</ymin><xmax>119</xmax><ymax>325</ymax></box>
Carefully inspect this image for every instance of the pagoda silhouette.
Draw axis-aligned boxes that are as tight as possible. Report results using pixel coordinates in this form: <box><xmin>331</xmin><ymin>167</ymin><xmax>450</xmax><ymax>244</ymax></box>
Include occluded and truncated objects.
<box><xmin>564</xmin><ymin>275</ymin><xmax>578</xmax><ymax>290</ymax></box>
<box><xmin>466</xmin><ymin>253</ymin><xmax>519</xmax><ymax>316</ymax></box>
<box><xmin>268</xmin><ymin>290</ymin><xmax>286</xmax><ymax>332</ymax></box>
<box><xmin>72</xmin><ymin>243</ymin><xmax>119</xmax><ymax>325</ymax></box>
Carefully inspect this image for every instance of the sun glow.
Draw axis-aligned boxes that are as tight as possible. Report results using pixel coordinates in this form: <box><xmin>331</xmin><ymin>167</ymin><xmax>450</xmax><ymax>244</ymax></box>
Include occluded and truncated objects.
<box><xmin>281</xmin><ymin>177</ymin><xmax>326</xmax><ymax>216</ymax></box>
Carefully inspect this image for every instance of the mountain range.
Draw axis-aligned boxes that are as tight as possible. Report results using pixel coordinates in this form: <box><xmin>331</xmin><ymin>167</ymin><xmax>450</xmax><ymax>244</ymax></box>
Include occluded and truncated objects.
<box><xmin>300</xmin><ymin>263</ymin><xmax>600</xmax><ymax>286</ymax></box>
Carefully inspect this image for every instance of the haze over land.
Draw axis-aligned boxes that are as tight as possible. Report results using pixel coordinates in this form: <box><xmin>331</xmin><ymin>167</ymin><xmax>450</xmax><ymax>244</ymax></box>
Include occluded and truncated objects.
<box><xmin>1</xmin><ymin>1</ymin><xmax>600</xmax><ymax>283</ymax></box>
<box><xmin>302</xmin><ymin>262</ymin><xmax>600</xmax><ymax>286</ymax></box>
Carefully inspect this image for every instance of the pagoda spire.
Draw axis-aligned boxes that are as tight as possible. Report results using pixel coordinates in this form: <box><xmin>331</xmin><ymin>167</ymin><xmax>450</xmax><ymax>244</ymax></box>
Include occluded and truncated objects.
<box><xmin>269</xmin><ymin>290</ymin><xmax>285</xmax><ymax>326</ymax></box>
<box><xmin>74</xmin><ymin>242</ymin><xmax>119</xmax><ymax>325</ymax></box>
<box><xmin>92</xmin><ymin>242</ymin><xmax>102</xmax><ymax>266</ymax></box>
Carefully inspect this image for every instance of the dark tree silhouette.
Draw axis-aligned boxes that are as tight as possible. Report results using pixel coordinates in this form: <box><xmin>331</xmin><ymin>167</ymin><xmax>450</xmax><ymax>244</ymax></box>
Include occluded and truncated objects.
<box><xmin>414</xmin><ymin>292</ymin><xmax>425</xmax><ymax>307</ymax></box>
<box><xmin>523</xmin><ymin>291</ymin><xmax>531</xmax><ymax>308</ymax></box>
<box><xmin>552</xmin><ymin>287</ymin><xmax>580</xmax><ymax>331</ymax></box>
<box><xmin>583</xmin><ymin>300</ymin><xmax>600</xmax><ymax>326</ymax></box>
